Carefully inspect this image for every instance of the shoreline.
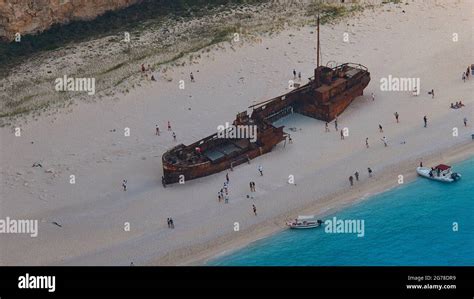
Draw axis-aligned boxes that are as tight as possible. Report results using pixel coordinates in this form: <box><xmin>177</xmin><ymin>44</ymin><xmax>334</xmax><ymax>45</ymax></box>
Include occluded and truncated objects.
<box><xmin>153</xmin><ymin>141</ymin><xmax>473</xmax><ymax>266</ymax></box>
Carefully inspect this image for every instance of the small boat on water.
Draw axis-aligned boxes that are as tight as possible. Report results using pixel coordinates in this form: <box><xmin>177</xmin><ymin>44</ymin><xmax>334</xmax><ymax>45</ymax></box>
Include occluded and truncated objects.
<box><xmin>286</xmin><ymin>215</ymin><xmax>324</xmax><ymax>229</ymax></box>
<box><xmin>416</xmin><ymin>164</ymin><xmax>462</xmax><ymax>183</ymax></box>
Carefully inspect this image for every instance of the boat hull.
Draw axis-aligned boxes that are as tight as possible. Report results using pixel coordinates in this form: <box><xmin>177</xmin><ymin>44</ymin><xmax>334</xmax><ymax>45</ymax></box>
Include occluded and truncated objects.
<box><xmin>416</xmin><ymin>167</ymin><xmax>461</xmax><ymax>183</ymax></box>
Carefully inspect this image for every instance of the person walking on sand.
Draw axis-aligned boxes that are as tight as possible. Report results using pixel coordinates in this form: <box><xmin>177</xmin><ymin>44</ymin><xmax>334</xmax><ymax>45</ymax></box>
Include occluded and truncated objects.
<box><xmin>423</xmin><ymin>116</ymin><xmax>427</xmax><ymax>128</ymax></box>
<box><xmin>371</xmin><ymin>93</ymin><xmax>375</xmax><ymax>101</ymax></box>
<box><xmin>340</xmin><ymin>129</ymin><xmax>344</xmax><ymax>140</ymax></box>
<box><xmin>354</xmin><ymin>171</ymin><xmax>359</xmax><ymax>181</ymax></box>
<box><xmin>368</xmin><ymin>167</ymin><xmax>373</xmax><ymax>178</ymax></box>
<box><xmin>379</xmin><ymin>124</ymin><xmax>383</xmax><ymax>133</ymax></box>
<box><xmin>419</xmin><ymin>161</ymin><xmax>423</xmax><ymax>167</ymax></box>
<box><xmin>172</xmin><ymin>132</ymin><xmax>176</xmax><ymax>141</ymax></box>
<box><xmin>190</xmin><ymin>72</ymin><xmax>195</xmax><ymax>82</ymax></box>
<box><xmin>293</xmin><ymin>69</ymin><xmax>296</xmax><ymax>79</ymax></box>
<box><xmin>381</xmin><ymin>136</ymin><xmax>388</xmax><ymax>147</ymax></box>
<box><xmin>366</xmin><ymin>137</ymin><xmax>369</xmax><ymax>148</ymax></box>
<box><xmin>162</xmin><ymin>176</ymin><xmax>167</xmax><ymax>188</ymax></box>
<box><xmin>394</xmin><ymin>112</ymin><xmax>399</xmax><ymax>123</ymax></box>
<box><xmin>170</xmin><ymin>218</ymin><xmax>174</xmax><ymax>229</ymax></box>
<box><xmin>325</xmin><ymin>122</ymin><xmax>329</xmax><ymax>132</ymax></box>
<box><xmin>464</xmin><ymin>117</ymin><xmax>468</xmax><ymax>127</ymax></box>
<box><xmin>226</xmin><ymin>172</ymin><xmax>229</xmax><ymax>183</ymax></box>
<box><xmin>431</xmin><ymin>89</ymin><xmax>434</xmax><ymax>99</ymax></box>
<box><xmin>258</xmin><ymin>165</ymin><xmax>263</xmax><ymax>176</ymax></box>
<box><xmin>167</xmin><ymin>121</ymin><xmax>171</xmax><ymax>131</ymax></box>
<box><xmin>252</xmin><ymin>204</ymin><xmax>257</xmax><ymax>216</ymax></box>
<box><xmin>349</xmin><ymin>176</ymin><xmax>354</xmax><ymax>186</ymax></box>
<box><xmin>122</xmin><ymin>179</ymin><xmax>127</xmax><ymax>191</ymax></box>
<box><xmin>462</xmin><ymin>72</ymin><xmax>466</xmax><ymax>82</ymax></box>
<box><xmin>167</xmin><ymin>218</ymin><xmax>170</xmax><ymax>228</ymax></box>
<box><xmin>335</xmin><ymin>117</ymin><xmax>338</xmax><ymax>131</ymax></box>
<box><xmin>156</xmin><ymin>125</ymin><xmax>160</xmax><ymax>136</ymax></box>
<box><xmin>298</xmin><ymin>72</ymin><xmax>301</xmax><ymax>81</ymax></box>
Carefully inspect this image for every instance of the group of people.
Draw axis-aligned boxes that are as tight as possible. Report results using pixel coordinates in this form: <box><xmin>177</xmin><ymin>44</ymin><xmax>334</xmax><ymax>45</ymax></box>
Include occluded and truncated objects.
<box><xmin>155</xmin><ymin>121</ymin><xmax>177</xmax><ymax>141</ymax></box>
<box><xmin>167</xmin><ymin>217</ymin><xmax>175</xmax><ymax>229</ymax></box>
<box><xmin>140</xmin><ymin>63</ymin><xmax>156</xmax><ymax>81</ymax></box>
<box><xmin>450</xmin><ymin>101</ymin><xmax>465</xmax><ymax>109</ymax></box>
<box><xmin>348</xmin><ymin>171</ymin><xmax>359</xmax><ymax>186</ymax></box>
<box><xmin>348</xmin><ymin>169</ymin><xmax>372</xmax><ymax>186</ymax></box>
<box><xmin>462</xmin><ymin>65</ymin><xmax>471</xmax><ymax>82</ymax></box>
<box><xmin>293</xmin><ymin>69</ymin><xmax>302</xmax><ymax>81</ymax></box>
<box><xmin>218</xmin><ymin>178</ymin><xmax>230</xmax><ymax>203</ymax></box>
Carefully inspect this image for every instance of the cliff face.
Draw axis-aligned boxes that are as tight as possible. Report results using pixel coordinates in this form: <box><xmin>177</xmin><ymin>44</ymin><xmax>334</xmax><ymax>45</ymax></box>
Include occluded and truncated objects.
<box><xmin>0</xmin><ymin>0</ymin><xmax>140</xmax><ymax>41</ymax></box>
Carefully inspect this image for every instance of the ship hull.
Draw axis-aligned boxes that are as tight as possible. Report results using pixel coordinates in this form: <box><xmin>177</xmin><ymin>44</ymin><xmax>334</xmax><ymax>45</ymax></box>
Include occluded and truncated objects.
<box><xmin>161</xmin><ymin>63</ymin><xmax>370</xmax><ymax>185</ymax></box>
<box><xmin>163</xmin><ymin>144</ymin><xmax>276</xmax><ymax>184</ymax></box>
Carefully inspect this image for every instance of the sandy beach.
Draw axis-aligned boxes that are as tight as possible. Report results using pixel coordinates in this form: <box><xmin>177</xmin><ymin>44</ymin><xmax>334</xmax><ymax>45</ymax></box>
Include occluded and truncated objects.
<box><xmin>0</xmin><ymin>0</ymin><xmax>472</xmax><ymax>266</ymax></box>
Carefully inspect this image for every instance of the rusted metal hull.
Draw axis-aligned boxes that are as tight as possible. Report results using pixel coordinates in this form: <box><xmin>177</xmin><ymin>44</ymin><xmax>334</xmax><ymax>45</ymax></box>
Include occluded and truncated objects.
<box><xmin>162</xmin><ymin>63</ymin><xmax>370</xmax><ymax>185</ymax></box>
<box><xmin>163</xmin><ymin>142</ymin><xmax>278</xmax><ymax>184</ymax></box>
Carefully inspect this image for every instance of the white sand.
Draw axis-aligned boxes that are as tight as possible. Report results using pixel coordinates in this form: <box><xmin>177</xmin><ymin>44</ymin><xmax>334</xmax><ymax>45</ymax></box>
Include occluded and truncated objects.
<box><xmin>0</xmin><ymin>0</ymin><xmax>472</xmax><ymax>266</ymax></box>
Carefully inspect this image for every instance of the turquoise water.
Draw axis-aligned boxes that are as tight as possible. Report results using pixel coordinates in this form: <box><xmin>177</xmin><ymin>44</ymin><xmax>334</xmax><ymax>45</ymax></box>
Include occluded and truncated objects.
<box><xmin>210</xmin><ymin>157</ymin><xmax>474</xmax><ymax>266</ymax></box>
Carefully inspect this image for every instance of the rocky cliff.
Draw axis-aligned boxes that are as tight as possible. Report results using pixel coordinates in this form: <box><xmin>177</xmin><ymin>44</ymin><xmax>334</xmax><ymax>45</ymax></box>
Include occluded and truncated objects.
<box><xmin>0</xmin><ymin>0</ymin><xmax>141</xmax><ymax>41</ymax></box>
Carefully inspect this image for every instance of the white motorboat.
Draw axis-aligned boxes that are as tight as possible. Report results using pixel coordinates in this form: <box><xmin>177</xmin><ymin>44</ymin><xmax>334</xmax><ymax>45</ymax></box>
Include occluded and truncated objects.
<box><xmin>416</xmin><ymin>164</ymin><xmax>462</xmax><ymax>183</ymax></box>
<box><xmin>286</xmin><ymin>215</ymin><xmax>324</xmax><ymax>229</ymax></box>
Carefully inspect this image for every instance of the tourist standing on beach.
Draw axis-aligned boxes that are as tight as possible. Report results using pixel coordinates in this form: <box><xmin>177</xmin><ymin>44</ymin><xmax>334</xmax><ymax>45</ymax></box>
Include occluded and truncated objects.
<box><xmin>394</xmin><ymin>112</ymin><xmax>399</xmax><ymax>123</ymax></box>
<box><xmin>252</xmin><ymin>204</ymin><xmax>257</xmax><ymax>216</ymax></box>
<box><xmin>423</xmin><ymin>116</ymin><xmax>427</xmax><ymax>127</ymax></box>
<box><xmin>349</xmin><ymin>176</ymin><xmax>354</xmax><ymax>186</ymax></box>
<box><xmin>368</xmin><ymin>168</ymin><xmax>373</xmax><ymax>177</ymax></box>
<box><xmin>366</xmin><ymin>137</ymin><xmax>369</xmax><ymax>148</ymax></box>
<box><xmin>298</xmin><ymin>72</ymin><xmax>301</xmax><ymax>81</ymax></box>
<box><xmin>122</xmin><ymin>180</ymin><xmax>127</xmax><ymax>191</ymax></box>
<box><xmin>167</xmin><ymin>121</ymin><xmax>171</xmax><ymax>131</ymax></box>
<box><xmin>226</xmin><ymin>172</ymin><xmax>229</xmax><ymax>183</ymax></box>
<box><xmin>169</xmin><ymin>218</ymin><xmax>174</xmax><ymax>228</ymax></box>
<box><xmin>190</xmin><ymin>72</ymin><xmax>195</xmax><ymax>82</ymax></box>
<box><xmin>335</xmin><ymin>117</ymin><xmax>338</xmax><ymax>131</ymax></box>
<box><xmin>258</xmin><ymin>165</ymin><xmax>263</xmax><ymax>176</ymax></box>
<box><xmin>162</xmin><ymin>176</ymin><xmax>166</xmax><ymax>188</ymax></box>
<box><xmin>379</xmin><ymin>124</ymin><xmax>383</xmax><ymax>133</ymax></box>
<box><xmin>340</xmin><ymin>129</ymin><xmax>344</xmax><ymax>140</ymax></box>
<box><xmin>464</xmin><ymin>117</ymin><xmax>468</xmax><ymax>127</ymax></box>
<box><xmin>371</xmin><ymin>93</ymin><xmax>375</xmax><ymax>101</ymax></box>
<box><xmin>354</xmin><ymin>171</ymin><xmax>359</xmax><ymax>181</ymax></box>
<box><xmin>172</xmin><ymin>132</ymin><xmax>177</xmax><ymax>141</ymax></box>
<box><xmin>167</xmin><ymin>218</ymin><xmax>170</xmax><ymax>228</ymax></box>
<box><xmin>325</xmin><ymin>122</ymin><xmax>329</xmax><ymax>132</ymax></box>
<box><xmin>156</xmin><ymin>125</ymin><xmax>160</xmax><ymax>136</ymax></box>
<box><xmin>293</xmin><ymin>69</ymin><xmax>296</xmax><ymax>79</ymax></box>
<box><xmin>381</xmin><ymin>136</ymin><xmax>388</xmax><ymax>147</ymax></box>
<box><xmin>462</xmin><ymin>72</ymin><xmax>466</xmax><ymax>82</ymax></box>
<box><xmin>431</xmin><ymin>89</ymin><xmax>434</xmax><ymax>98</ymax></box>
<box><xmin>225</xmin><ymin>194</ymin><xmax>229</xmax><ymax>204</ymax></box>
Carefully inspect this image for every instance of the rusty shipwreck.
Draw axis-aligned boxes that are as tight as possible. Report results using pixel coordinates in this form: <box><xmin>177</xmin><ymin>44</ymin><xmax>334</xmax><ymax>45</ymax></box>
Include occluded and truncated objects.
<box><xmin>162</xmin><ymin>16</ymin><xmax>370</xmax><ymax>184</ymax></box>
